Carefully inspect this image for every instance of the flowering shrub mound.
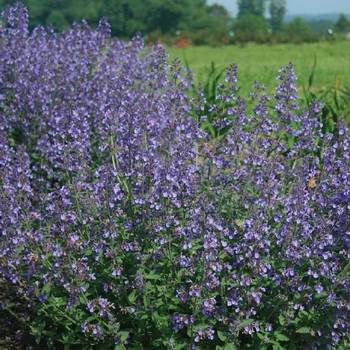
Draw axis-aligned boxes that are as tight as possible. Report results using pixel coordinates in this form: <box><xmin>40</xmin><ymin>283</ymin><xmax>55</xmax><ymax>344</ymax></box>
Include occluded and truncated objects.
<box><xmin>0</xmin><ymin>4</ymin><xmax>349</xmax><ymax>350</ymax></box>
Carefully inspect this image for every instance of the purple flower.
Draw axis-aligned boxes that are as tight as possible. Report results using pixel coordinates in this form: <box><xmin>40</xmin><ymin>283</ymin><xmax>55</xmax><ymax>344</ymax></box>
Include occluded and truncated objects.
<box><xmin>171</xmin><ymin>313</ymin><xmax>194</xmax><ymax>332</ymax></box>
<box><xmin>194</xmin><ymin>326</ymin><xmax>215</xmax><ymax>342</ymax></box>
<box><xmin>201</xmin><ymin>297</ymin><xmax>216</xmax><ymax>316</ymax></box>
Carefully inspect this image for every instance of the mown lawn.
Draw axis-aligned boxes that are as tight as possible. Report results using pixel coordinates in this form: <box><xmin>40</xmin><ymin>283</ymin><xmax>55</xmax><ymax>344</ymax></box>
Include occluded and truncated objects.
<box><xmin>169</xmin><ymin>41</ymin><xmax>350</xmax><ymax>92</ymax></box>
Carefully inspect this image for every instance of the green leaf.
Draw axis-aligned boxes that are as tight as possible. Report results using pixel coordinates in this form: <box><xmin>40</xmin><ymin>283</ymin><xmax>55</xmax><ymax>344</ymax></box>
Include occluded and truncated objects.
<box><xmin>42</xmin><ymin>283</ymin><xmax>51</xmax><ymax>294</ymax></box>
<box><xmin>278</xmin><ymin>315</ymin><xmax>285</xmax><ymax>326</ymax></box>
<box><xmin>87</xmin><ymin>314</ymin><xmax>100</xmax><ymax>322</ymax></box>
<box><xmin>144</xmin><ymin>271</ymin><xmax>161</xmax><ymax>280</ymax></box>
<box><xmin>308</xmin><ymin>54</ymin><xmax>317</xmax><ymax>89</ymax></box>
<box><xmin>272</xmin><ymin>345</ymin><xmax>284</xmax><ymax>350</ymax></box>
<box><xmin>272</xmin><ymin>344</ymin><xmax>287</xmax><ymax>350</ymax></box>
<box><xmin>224</xmin><ymin>343</ymin><xmax>237</xmax><ymax>350</ymax></box>
<box><xmin>296</xmin><ymin>327</ymin><xmax>311</xmax><ymax>334</ymax></box>
<box><xmin>314</xmin><ymin>291</ymin><xmax>328</xmax><ymax>299</ymax></box>
<box><xmin>193</xmin><ymin>323</ymin><xmax>210</xmax><ymax>332</ymax></box>
<box><xmin>128</xmin><ymin>290</ymin><xmax>137</xmax><ymax>304</ymax></box>
<box><xmin>257</xmin><ymin>333</ymin><xmax>266</xmax><ymax>340</ymax></box>
<box><xmin>274</xmin><ymin>332</ymin><xmax>289</xmax><ymax>342</ymax></box>
<box><xmin>52</xmin><ymin>296</ymin><xmax>65</xmax><ymax>307</ymax></box>
<box><xmin>237</xmin><ymin>319</ymin><xmax>255</xmax><ymax>330</ymax></box>
<box><xmin>151</xmin><ymin>338</ymin><xmax>162</xmax><ymax>347</ymax></box>
<box><xmin>119</xmin><ymin>331</ymin><xmax>130</xmax><ymax>342</ymax></box>
<box><xmin>217</xmin><ymin>330</ymin><xmax>227</xmax><ymax>342</ymax></box>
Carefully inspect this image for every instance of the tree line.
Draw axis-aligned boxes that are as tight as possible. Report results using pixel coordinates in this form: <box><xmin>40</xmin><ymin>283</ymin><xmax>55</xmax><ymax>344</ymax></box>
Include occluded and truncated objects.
<box><xmin>0</xmin><ymin>0</ymin><xmax>349</xmax><ymax>45</ymax></box>
<box><xmin>0</xmin><ymin>0</ymin><xmax>230</xmax><ymax>38</ymax></box>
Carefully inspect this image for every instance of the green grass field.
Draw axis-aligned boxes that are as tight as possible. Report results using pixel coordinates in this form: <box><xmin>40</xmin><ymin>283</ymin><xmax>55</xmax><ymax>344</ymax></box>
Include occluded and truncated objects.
<box><xmin>169</xmin><ymin>41</ymin><xmax>350</xmax><ymax>92</ymax></box>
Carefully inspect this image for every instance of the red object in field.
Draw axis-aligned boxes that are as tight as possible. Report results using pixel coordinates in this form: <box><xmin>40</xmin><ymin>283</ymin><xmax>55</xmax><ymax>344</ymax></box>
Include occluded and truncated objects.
<box><xmin>175</xmin><ymin>37</ymin><xmax>191</xmax><ymax>48</ymax></box>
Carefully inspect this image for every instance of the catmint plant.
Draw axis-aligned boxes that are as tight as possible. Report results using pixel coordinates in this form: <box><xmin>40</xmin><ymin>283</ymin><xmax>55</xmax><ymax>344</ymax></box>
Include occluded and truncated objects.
<box><xmin>0</xmin><ymin>3</ymin><xmax>349</xmax><ymax>350</ymax></box>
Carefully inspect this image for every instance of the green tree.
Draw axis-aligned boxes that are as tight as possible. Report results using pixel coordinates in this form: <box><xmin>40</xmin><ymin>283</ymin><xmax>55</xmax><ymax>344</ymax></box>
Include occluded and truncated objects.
<box><xmin>117</xmin><ymin>0</ymin><xmax>149</xmax><ymax>36</ymax></box>
<box><xmin>238</xmin><ymin>0</ymin><xmax>266</xmax><ymax>18</ymax></box>
<box><xmin>334</xmin><ymin>14</ymin><xmax>350</xmax><ymax>33</ymax></box>
<box><xmin>176</xmin><ymin>0</ymin><xmax>208</xmax><ymax>31</ymax></box>
<box><xmin>62</xmin><ymin>0</ymin><xmax>102</xmax><ymax>24</ymax></box>
<box><xmin>269</xmin><ymin>0</ymin><xmax>286</xmax><ymax>32</ymax></box>
<box><xmin>0</xmin><ymin>0</ymin><xmax>225</xmax><ymax>38</ymax></box>
<box><xmin>207</xmin><ymin>3</ymin><xmax>230</xmax><ymax>18</ymax></box>
<box><xmin>206</xmin><ymin>3</ymin><xmax>231</xmax><ymax>31</ymax></box>
<box><xmin>195</xmin><ymin>3</ymin><xmax>231</xmax><ymax>45</ymax></box>
<box><xmin>234</xmin><ymin>14</ymin><xmax>269</xmax><ymax>42</ymax></box>
<box><xmin>45</xmin><ymin>10</ymin><xmax>68</xmax><ymax>30</ymax></box>
<box><xmin>284</xmin><ymin>17</ymin><xmax>313</xmax><ymax>42</ymax></box>
<box><xmin>0</xmin><ymin>0</ymin><xmax>102</xmax><ymax>31</ymax></box>
<box><xmin>147</xmin><ymin>0</ymin><xmax>184</xmax><ymax>34</ymax></box>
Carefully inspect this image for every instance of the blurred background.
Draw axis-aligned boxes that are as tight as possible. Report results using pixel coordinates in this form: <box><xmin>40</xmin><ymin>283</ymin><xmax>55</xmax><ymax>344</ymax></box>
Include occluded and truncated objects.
<box><xmin>1</xmin><ymin>0</ymin><xmax>349</xmax><ymax>95</ymax></box>
<box><xmin>0</xmin><ymin>0</ymin><xmax>349</xmax><ymax>45</ymax></box>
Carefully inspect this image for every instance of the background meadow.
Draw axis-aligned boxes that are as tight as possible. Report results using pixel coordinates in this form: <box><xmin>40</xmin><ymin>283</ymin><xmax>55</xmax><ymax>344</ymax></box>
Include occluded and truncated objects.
<box><xmin>169</xmin><ymin>41</ymin><xmax>350</xmax><ymax>90</ymax></box>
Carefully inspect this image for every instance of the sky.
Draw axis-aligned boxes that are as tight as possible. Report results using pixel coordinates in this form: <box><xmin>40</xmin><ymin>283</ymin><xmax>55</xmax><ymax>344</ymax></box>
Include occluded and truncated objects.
<box><xmin>207</xmin><ymin>0</ymin><xmax>350</xmax><ymax>16</ymax></box>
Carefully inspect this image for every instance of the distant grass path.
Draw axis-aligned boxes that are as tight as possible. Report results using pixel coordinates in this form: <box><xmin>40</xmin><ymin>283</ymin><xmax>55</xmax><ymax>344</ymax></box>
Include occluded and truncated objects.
<box><xmin>169</xmin><ymin>41</ymin><xmax>350</xmax><ymax>91</ymax></box>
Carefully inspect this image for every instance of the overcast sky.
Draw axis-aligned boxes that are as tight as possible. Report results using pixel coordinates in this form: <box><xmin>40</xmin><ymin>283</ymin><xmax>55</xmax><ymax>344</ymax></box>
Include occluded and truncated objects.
<box><xmin>208</xmin><ymin>0</ymin><xmax>350</xmax><ymax>16</ymax></box>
